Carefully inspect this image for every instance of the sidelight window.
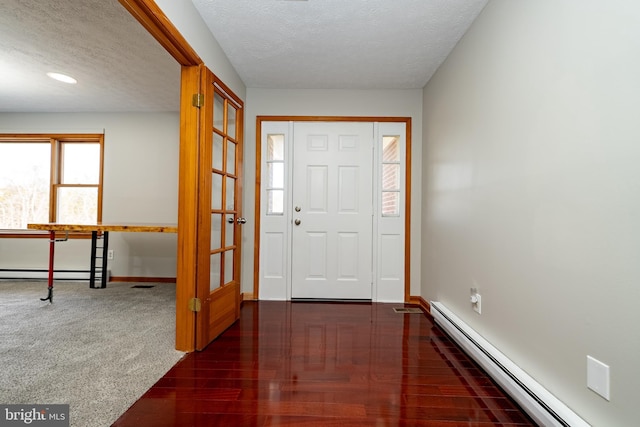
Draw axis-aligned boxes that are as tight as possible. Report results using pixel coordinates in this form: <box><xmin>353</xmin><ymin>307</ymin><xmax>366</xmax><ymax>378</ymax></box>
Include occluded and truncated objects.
<box><xmin>381</xmin><ymin>136</ymin><xmax>401</xmax><ymax>216</ymax></box>
<box><xmin>266</xmin><ymin>134</ymin><xmax>285</xmax><ymax>215</ymax></box>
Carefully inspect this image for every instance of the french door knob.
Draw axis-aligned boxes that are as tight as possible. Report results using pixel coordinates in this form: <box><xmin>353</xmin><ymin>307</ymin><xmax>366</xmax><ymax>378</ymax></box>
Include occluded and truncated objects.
<box><xmin>294</xmin><ymin>219</ymin><xmax>301</xmax><ymax>226</ymax></box>
<box><xmin>237</xmin><ymin>217</ymin><xmax>247</xmax><ymax>224</ymax></box>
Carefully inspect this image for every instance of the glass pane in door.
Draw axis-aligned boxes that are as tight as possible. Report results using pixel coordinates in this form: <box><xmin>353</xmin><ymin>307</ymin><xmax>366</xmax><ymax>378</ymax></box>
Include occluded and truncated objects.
<box><xmin>224</xmin><ymin>250</ymin><xmax>234</xmax><ymax>285</ymax></box>
<box><xmin>382</xmin><ymin>136</ymin><xmax>400</xmax><ymax>161</ymax></box>
<box><xmin>382</xmin><ymin>164</ymin><xmax>400</xmax><ymax>190</ymax></box>
<box><xmin>212</xmin><ymin>173</ymin><xmax>223</xmax><ymax>210</ymax></box>
<box><xmin>227</xmin><ymin>141</ymin><xmax>236</xmax><ymax>175</ymax></box>
<box><xmin>267</xmin><ymin>163</ymin><xmax>284</xmax><ymax>188</ymax></box>
<box><xmin>267</xmin><ymin>189</ymin><xmax>284</xmax><ymax>215</ymax></box>
<box><xmin>213</xmin><ymin>133</ymin><xmax>224</xmax><ymax>171</ymax></box>
<box><xmin>213</xmin><ymin>93</ymin><xmax>224</xmax><ymax>131</ymax></box>
<box><xmin>267</xmin><ymin>134</ymin><xmax>284</xmax><ymax>160</ymax></box>
<box><xmin>225</xmin><ymin>177</ymin><xmax>235</xmax><ymax>210</ymax></box>
<box><xmin>210</xmin><ymin>252</ymin><xmax>221</xmax><ymax>291</ymax></box>
<box><xmin>211</xmin><ymin>214</ymin><xmax>222</xmax><ymax>250</ymax></box>
<box><xmin>227</xmin><ymin>106</ymin><xmax>236</xmax><ymax>139</ymax></box>
<box><xmin>225</xmin><ymin>215</ymin><xmax>234</xmax><ymax>248</ymax></box>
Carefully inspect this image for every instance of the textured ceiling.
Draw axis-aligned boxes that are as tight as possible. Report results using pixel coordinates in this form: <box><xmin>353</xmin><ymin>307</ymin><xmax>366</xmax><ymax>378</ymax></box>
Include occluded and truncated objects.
<box><xmin>192</xmin><ymin>0</ymin><xmax>488</xmax><ymax>89</ymax></box>
<box><xmin>0</xmin><ymin>0</ymin><xmax>180</xmax><ymax>113</ymax></box>
<box><xmin>0</xmin><ymin>0</ymin><xmax>487</xmax><ymax>113</ymax></box>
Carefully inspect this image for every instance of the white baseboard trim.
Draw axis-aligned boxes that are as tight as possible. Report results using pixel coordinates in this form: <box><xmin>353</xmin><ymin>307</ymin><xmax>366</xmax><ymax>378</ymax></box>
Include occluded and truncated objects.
<box><xmin>430</xmin><ymin>301</ymin><xmax>590</xmax><ymax>427</ymax></box>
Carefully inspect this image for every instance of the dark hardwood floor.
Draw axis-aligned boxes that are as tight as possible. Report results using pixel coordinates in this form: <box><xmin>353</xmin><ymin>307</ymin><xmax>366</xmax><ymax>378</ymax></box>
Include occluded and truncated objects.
<box><xmin>113</xmin><ymin>301</ymin><xmax>536</xmax><ymax>426</ymax></box>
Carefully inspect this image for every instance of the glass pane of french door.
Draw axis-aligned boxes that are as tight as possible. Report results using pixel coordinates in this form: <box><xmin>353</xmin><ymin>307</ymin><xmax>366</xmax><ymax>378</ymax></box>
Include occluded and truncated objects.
<box><xmin>210</xmin><ymin>92</ymin><xmax>239</xmax><ymax>292</ymax></box>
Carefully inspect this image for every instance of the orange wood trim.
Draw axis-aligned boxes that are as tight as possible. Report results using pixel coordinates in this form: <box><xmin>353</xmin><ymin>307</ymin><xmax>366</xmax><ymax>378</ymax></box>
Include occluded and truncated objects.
<box><xmin>253</xmin><ymin>119</ymin><xmax>262</xmax><ymax>299</ymax></box>
<box><xmin>212</xmin><ymin>74</ymin><xmax>244</xmax><ymax>108</ymax></box>
<box><xmin>118</xmin><ymin>0</ymin><xmax>202</xmax><ymax>66</ymax></box>
<box><xmin>98</xmin><ymin>134</ymin><xmax>105</xmax><ymax>224</ymax></box>
<box><xmin>241</xmin><ymin>292</ymin><xmax>256</xmax><ymax>302</ymax></box>
<box><xmin>49</xmin><ymin>138</ymin><xmax>56</xmax><ymax>223</ymax></box>
<box><xmin>203</xmin><ymin>282</ymin><xmax>239</xmax><ymax>348</ymax></box>
<box><xmin>195</xmin><ymin>68</ymin><xmax>215</xmax><ymax>349</ymax></box>
<box><xmin>257</xmin><ymin>115</ymin><xmax>409</xmax><ymax>123</ymax></box>
<box><xmin>54</xmin><ymin>184</ymin><xmax>100</xmax><ymax>188</ymax></box>
<box><xmin>0</xmin><ymin>134</ymin><xmax>104</xmax><ymax>141</ymax></box>
<box><xmin>409</xmin><ymin>295</ymin><xmax>431</xmax><ymax>316</ymax></box>
<box><xmin>110</xmin><ymin>276</ymin><xmax>176</xmax><ymax>283</ymax></box>
<box><xmin>404</xmin><ymin>118</ymin><xmax>412</xmax><ymax>302</ymax></box>
<box><xmin>253</xmin><ymin>116</ymin><xmax>412</xmax><ymax>302</ymax></box>
<box><xmin>175</xmin><ymin>64</ymin><xmax>202</xmax><ymax>352</ymax></box>
<box><xmin>234</xmin><ymin>95</ymin><xmax>245</xmax><ymax>315</ymax></box>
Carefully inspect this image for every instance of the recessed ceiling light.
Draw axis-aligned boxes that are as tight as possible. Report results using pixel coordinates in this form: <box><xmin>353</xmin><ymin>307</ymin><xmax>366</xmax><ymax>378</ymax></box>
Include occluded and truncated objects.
<box><xmin>46</xmin><ymin>72</ymin><xmax>77</xmax><ymax>84</ymax></box>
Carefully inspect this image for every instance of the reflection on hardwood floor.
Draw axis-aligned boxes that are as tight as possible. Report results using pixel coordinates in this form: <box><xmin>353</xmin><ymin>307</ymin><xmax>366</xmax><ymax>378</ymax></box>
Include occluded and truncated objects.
<box><xmin>113</xmin><ymin>301</ymin><xmax>536</xmax><ymax>426</ymax></box>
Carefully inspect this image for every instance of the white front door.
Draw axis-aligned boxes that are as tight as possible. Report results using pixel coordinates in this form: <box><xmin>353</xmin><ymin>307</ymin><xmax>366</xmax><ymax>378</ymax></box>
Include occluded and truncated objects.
<box><xmin>291</xmin><ymin>122</ymin><xmax>373</xmax><ymax>299</ymax></box>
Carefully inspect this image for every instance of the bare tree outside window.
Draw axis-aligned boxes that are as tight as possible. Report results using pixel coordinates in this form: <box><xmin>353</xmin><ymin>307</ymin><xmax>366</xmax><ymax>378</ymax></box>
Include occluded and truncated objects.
<box><xmin>0</xmin><ymin>143</ymin><xmax>50</xmax><ymax>229</ymax></box>
<box><xmin>0</xmin><ymin>135</ymin><xmax>103</xmax><ymax>232</ymax></box>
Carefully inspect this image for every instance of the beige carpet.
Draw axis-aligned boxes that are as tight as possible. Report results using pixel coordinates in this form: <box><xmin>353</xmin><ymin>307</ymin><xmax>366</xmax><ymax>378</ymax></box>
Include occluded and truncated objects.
<box><xmin>0</xmin><ymin>281</ymin><xmax>185</xmax><ymax>427</ymax></box>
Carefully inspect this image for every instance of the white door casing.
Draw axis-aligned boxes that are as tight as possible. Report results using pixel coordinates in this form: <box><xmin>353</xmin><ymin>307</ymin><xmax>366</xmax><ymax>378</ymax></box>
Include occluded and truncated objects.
<box><xmin>291</xmin><ymin>122</ymin><xmax>374</xmax><ymax>299</ymax></box>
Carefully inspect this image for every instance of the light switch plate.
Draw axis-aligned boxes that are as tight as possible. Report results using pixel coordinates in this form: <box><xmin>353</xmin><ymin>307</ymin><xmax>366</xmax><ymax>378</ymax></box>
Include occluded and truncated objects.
<box><xmin>587</xmin><ymin>355</ymin><xmax>610</xmax><ymax>400</ymax></box>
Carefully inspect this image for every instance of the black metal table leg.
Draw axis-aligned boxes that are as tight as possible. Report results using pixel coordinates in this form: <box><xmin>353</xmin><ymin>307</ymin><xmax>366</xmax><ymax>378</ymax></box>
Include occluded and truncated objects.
<box><xmin>100</xmin><ymin>231</ymin><xmax>109</xmax><ymax>288</ymax></box>
<box><xmin>89</xmin><ymin>230</ymin><xmax>97</xmax><ymax>288</ymax></box>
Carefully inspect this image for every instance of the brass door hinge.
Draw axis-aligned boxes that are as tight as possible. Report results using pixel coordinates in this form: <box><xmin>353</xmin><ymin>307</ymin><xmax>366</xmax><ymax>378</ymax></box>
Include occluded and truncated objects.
<box><xmin>188</xmin><ymin>297</ymin><xmax>201</xmax><ymax>312</ymax></box>
<box><xmin>192</xmin><ymin>93</ymin><xmax>204</xmax><ymax>108</ymax></box>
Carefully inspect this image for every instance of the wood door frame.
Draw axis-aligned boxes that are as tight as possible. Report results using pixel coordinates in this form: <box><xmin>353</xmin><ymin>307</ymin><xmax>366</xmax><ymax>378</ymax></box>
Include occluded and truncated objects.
<box><xmin>119</xmin><ymin>0</ymin><xmax>200</xmax><ymax>352</ymax></box>
<box><xmin>254</xmin><ymin>116</ymin><xmax>412</xmax><ymax>302</ymax></box>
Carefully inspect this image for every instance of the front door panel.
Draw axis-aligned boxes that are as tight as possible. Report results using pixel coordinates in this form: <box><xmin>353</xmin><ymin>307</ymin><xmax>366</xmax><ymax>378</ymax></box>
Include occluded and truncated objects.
<box><xmin>291</xmin><ymin>122</ymin><xmax>373</xmax><ymax>299</ymax></box>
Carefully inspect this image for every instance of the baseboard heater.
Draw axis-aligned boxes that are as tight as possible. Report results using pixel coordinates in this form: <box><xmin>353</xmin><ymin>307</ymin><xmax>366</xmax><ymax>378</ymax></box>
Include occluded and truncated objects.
<box><xmin>430</xmin><ymin>301</ymin><xmax>590</xmax><ymax>427</ymax></box>
<box><xmin>0</xmin><ymin>268</ymin><xmax>110</xmax><ymax>282</ymax></box>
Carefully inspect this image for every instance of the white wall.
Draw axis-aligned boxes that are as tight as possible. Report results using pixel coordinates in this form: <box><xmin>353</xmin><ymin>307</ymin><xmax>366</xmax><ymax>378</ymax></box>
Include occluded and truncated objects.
<box><xmin>154</xmin><ymin>0</ymin><xmax>246</xmax><ymax>100</ymax></box>
<box><xmin>243</xmin><ymin>88</ymin><xmax>423</xmax><ymax>297</ymax></box>
<box><xmin>422</xmin><ymin>1</ymin><xmax>640</xmax><ymax>425</ymax></box>
<box><xmin>0</xmin><ymin>112</ymin><xmax>179</xmax><ymax>278</ymax></box>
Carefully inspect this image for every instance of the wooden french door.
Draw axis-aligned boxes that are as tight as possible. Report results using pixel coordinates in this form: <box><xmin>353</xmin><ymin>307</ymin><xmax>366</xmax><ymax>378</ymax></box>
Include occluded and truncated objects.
<box><xmin>195</xmin><ymin>67</ymin><xmax>244</xmax><ymax>350</ymax></box>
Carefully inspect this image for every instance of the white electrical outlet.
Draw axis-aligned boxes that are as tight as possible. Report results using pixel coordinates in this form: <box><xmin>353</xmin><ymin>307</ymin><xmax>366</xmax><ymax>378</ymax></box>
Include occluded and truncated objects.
<box><xmin>472</xmin><ymin>293</ymin><xmax>481</xmax><ymax>314</ymax></box>
<box><xmin>107</xmin><ymin>250</ymin><xmax>114</xmax><ymax>260</ymax></box>
<box><xmin>587</xmin><ymin>355</ymin><xmax>610</xmax><ymax>400</ymax></box>
<box><xmin>470</xmin><ymin>288</ymin><xmax>482</xmax><ymax>314</ymax></box>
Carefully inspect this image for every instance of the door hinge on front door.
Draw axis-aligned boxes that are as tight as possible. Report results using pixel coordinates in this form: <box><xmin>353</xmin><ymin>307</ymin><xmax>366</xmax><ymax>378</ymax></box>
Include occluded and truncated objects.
<box><xmin>188</xmin><ymin>297</ymin><xmax>201</xmax><ymax>312</ymax></box>
<box><xmin>192</xmin><ymin>93</ymin><xmax>204</xmax><ymax>108</ymax></box>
